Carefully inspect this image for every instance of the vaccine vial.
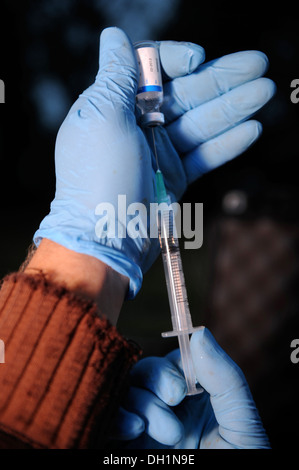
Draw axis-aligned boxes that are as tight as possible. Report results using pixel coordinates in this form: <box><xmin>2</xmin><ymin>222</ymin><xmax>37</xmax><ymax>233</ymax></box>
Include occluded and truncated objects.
<box><xmin>134</xmin><ymin>41</ymin><xmax>164</xmax><ymax>127</ymax></box>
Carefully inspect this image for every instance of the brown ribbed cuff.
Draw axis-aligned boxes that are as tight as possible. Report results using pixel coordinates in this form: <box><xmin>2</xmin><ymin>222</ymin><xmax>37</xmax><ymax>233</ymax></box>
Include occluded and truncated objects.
<box><xmin>0</xmin><ymin>272</ymin><xmax>141</xmax><ymax>449</ymax></box>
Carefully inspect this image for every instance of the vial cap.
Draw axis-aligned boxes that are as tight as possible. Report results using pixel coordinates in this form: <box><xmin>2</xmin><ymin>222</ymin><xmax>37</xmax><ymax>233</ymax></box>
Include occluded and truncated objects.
<box><xmin>140</xmin><ymin>112</ymin><xmax>165</xmax><ymax>127</ymax></box>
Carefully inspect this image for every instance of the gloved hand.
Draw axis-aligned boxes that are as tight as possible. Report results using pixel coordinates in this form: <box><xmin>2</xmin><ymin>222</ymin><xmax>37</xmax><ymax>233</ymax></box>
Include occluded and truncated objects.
<box><xmin>34</xmin><ymin>27</ymin><xmax>276</xmax><ymax>298</ymax></box>
<box><xmin>111</xmin><ymin>327</ymin><xmax>270</xmax><ymax>449</ymax></box>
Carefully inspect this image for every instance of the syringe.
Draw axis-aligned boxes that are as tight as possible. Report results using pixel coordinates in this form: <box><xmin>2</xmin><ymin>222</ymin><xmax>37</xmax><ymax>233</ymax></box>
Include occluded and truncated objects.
<box><xmin>153</xmin><ymin>130</ymin><xmax>203</xmax><ymax>395</ymax></box>
<box><xmin>133</xmin><ymin>41</ymin><xmax>203</xmax><ymax>395</ymax></box>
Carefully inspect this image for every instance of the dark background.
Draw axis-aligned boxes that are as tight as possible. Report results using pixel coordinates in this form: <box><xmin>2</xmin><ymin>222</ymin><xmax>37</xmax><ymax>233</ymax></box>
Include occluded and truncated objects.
<box><xmin>1</xmin><ymin>0</ymin><xmax>299</xmax><ymax>449</ymax></box>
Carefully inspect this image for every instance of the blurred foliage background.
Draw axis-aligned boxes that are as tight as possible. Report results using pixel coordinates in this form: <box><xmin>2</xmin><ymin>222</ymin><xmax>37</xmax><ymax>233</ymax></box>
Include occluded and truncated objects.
<box><xmin>1</xmin><ymin>0</ymin><xmax>299</xmax><ymax>449</ymax></box>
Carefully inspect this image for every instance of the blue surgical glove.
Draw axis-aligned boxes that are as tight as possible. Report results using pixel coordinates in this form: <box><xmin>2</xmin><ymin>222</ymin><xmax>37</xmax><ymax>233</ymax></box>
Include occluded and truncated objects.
<box><xmin>34</xmin><ymin>27</ymin><xmax>276</xmax><ymax>298</ymax></box>
<box><xmin>112</xmin><ymin>327</ymin><xmax>270</xmax><ymax>449</ymax></box>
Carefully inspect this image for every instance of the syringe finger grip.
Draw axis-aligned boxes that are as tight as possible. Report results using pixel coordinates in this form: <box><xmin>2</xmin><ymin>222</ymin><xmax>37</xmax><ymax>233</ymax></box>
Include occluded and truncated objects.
<box><xmin>162</xmin><ymin>325</ymin><xmax>204</xmax><ymax>338</ymax></box>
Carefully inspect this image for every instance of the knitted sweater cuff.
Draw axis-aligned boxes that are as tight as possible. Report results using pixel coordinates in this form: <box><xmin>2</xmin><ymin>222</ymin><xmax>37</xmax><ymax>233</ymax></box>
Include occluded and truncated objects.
<box><xmin>0</xmin><ymin>272</ymin><xmax>141</xmax><ymax>449</ymax></box>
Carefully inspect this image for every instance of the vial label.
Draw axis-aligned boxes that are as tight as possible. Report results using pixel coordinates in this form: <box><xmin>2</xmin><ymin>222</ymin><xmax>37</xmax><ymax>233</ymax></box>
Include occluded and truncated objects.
<box><xmin>136</xmin><ymin>47</ymin><xmax>162</xmax><ymax>94</ymax></box>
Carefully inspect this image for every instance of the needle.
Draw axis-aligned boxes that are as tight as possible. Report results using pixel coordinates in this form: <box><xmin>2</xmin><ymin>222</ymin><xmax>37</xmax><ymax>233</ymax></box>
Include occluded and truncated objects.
<box><xmin>151</xmin><ymin>127</ymin><xmax>160</xmax><ymax>170</ymax></box>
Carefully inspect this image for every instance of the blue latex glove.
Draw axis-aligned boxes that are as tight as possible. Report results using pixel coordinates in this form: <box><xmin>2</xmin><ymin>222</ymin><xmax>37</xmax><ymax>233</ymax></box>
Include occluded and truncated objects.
<box><xmin>34</xmin><ymin>27</ymin><xmax>276</xmax><ymax>298</ymax></box>
<box><xmin>111</xmin><ymin>327</ymin><xmax>270</xmax><ymax>449</ymax></box>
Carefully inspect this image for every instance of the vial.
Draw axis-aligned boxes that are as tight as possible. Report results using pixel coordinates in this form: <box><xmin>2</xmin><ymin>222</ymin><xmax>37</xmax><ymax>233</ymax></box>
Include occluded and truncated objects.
<box><xmin>134</xmin><ymin>40</ymin><xmax>164</xmax><ymax>127</ymax></box>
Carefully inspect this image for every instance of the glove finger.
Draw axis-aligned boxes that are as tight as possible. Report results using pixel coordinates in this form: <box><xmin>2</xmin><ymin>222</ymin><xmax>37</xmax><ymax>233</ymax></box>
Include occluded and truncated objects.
<box><xmin>130</xmin><ymin>356</ymin><xmax>187</xmax><ymax>406</ymax></box>
<box><xmin>162</xmin><ymin>50</ymin><xmax>270</xmax><ymax>123</ymax></box>
<box><xmin>183</xmin><ymin>120</ymin><xmax>262</xmax><ymax>184</ymax></box>
<box><xmin>123</xmin><ymin>386</ymin><xmax>184</xmax><ymax>446</ymax></box>
<box><xmin>84</xmin><ymin>27</ymin><xmax>138</xmax><ymax>110</ymax></box>
<box><xmin>158</xmin><ymin>41</ymin><xmax>205</xmax><ymax>79</ymax></box>
<box><xmin>110</xmin><ymin>406</ymin><xmax>145</xmax><ymax>441</ymax></box>
<box><xmin>190</xmin><ymin>328</ymin><xmax>270</xmax><ymax>448</ymax></box>
<box><xmin>167</xmin><ymin>77</ymin><xmax>276</xmax><ymax>154</ymax></box>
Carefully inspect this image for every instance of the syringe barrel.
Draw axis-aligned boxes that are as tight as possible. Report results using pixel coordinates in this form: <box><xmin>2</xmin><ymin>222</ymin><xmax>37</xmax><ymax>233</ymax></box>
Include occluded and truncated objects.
<box><xmin>156</xmin><ymin>178</ymin><xmax>203</xmax><ymax>395</ymax></box>
<box><xmin>158</xmin><ymin>206</ymin><xmax>193</xmax><ymax>333</ymax></box>
<box><xmin>159</xmin><ymin>206</ymin><xmax>203</xmax><ymax>395</ymax></box>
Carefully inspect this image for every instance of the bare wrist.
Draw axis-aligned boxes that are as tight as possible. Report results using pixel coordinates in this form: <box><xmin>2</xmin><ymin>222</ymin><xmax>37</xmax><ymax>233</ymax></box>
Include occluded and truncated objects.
<box><xmin>24</xmin><ymin>238</ymin><xmax>129</xmax><ymax>325</ymax></box>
